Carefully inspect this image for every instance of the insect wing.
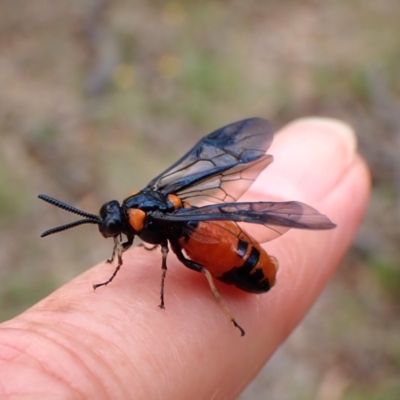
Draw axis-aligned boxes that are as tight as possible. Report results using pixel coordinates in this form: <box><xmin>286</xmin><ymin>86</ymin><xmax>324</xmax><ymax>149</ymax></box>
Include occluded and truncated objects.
<box><xmin>175</xmin><ymin>154</ymin><xmax>273</xmax><ymax>204</ymax></box>
<box><xmin>153</xmin><ymin>201</ymin><xmax>336</xmax><ymax>230</ymax></box>
<box><xmin>145</xmin><ymin>118</ymin><xmax>274</xmax><ymax>204</ymax></box>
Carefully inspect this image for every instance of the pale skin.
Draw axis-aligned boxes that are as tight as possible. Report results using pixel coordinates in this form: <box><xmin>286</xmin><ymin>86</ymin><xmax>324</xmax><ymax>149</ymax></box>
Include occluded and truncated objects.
<box><xmin>0</xmin><ymin>118</ymin><xmax>370</xmax><ymax>399</ymax></box>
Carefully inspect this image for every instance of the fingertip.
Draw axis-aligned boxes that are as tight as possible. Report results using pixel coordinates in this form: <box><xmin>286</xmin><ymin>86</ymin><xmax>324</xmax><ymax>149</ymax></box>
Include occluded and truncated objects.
<box><xmin>251</xmin><ymin>116</ymin><xmax>363</xmax><ymax>202</ymax></box>
<box><xmin>285</xmin><ymin>117</ymin><xmax>357</xmax><ymax>155</ymax></box>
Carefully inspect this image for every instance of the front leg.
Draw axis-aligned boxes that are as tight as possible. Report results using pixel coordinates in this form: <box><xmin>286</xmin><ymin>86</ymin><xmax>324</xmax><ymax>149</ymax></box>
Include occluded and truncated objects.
<box><xmin>93</xmin><ymin>234</ymin><xmax>134</xmax><ymax>290</ymax></box>
<box><xmin>106</xmin><ymin>236</ymin><xmax>119</xmax><ymax>264</ymax></box>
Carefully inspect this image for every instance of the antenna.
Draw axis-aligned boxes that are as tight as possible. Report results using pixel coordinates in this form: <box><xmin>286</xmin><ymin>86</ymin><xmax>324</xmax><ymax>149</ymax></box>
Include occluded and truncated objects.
<box><xmin>38</xmin><ymin>194</ymin><xmax>102</xmax><ymax>237</ymax></box>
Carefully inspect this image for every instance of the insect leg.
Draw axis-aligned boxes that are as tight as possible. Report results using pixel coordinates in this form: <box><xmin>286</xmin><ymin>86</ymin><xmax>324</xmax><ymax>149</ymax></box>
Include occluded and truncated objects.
<box><xmin>106</xmin><ymin>236</ymin><xmax>119</xmax><ymax>264</ymax></box>
<box><xmin>170</xmin><ymin>242</ymin><xmax>245</xmax><ymax>336</ymax></box>
<box><xmin>158</xmin><ymin>242</ymin><xmax>169</xmax><ymax>309</ymax></box>
<box><xmin>93</xmin><ymin>234</ymin><xmax>134</xmax><ymax>290</ymax></box>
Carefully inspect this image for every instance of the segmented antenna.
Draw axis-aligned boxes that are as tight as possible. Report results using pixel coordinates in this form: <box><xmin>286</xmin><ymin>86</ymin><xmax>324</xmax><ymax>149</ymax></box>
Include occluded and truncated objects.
<box><xmin>38</xmin><ymin>195</ymin><xmax>101</xmax><ymax>220</ymax></box>
<box><xmin>41</xmin><ymin>219</ymin><xmax>100</xmax><ymax>237</ymax></box>
<box><xmin>38</xmin><ymin>194</ymin><xmax>102</xmax><ymax>237</ymax></box>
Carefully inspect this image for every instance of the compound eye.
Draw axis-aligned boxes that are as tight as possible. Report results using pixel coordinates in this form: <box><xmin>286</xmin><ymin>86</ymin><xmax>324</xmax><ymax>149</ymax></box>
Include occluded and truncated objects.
<box><xmin>100</xmin><ymin>201</ymin><xmax>117</xmax><ymax>219</ymax></box>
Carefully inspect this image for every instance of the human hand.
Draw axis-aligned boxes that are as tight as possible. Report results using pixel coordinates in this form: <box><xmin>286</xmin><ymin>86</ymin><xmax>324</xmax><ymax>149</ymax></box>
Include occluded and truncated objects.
<box><xmin>0</xmin><ymin>118</ymin><xmax>369</xmax><ymax>399</ymax></box>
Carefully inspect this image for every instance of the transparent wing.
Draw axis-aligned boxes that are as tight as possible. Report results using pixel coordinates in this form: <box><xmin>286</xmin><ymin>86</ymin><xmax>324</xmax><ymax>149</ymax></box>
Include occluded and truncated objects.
<box><xmin>145</xmin><ymin>118</ymin><xmax>274</xmax><ymax>204</ymax></box>
<box><xmin>176</xmin><ymin>155</ymin><xmax>273</xmax><ymax>204</ymax></box>
<box><xmin>153</xmin><ymin>201</ymin><xmax>336</xmax><ymax>231</ymax></box>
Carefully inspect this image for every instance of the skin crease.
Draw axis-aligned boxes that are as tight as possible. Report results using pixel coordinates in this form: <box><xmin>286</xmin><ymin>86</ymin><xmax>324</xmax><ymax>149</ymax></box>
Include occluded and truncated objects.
<box><xmin>0</xmin><ymin>118</ymin><xmax>370</xmax><ymax>399</ymax></box>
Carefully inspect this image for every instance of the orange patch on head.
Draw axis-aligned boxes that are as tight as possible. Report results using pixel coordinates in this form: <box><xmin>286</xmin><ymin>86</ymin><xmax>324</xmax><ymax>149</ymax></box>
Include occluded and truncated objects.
<box><xmin>127</xmin><ymin>208</ymin><xmax>146</xmax><ymax>232</ymax></box>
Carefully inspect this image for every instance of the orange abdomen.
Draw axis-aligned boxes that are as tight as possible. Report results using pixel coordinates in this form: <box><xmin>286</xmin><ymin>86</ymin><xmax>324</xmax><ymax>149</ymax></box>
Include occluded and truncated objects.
<box><xmin>179</xmin><ymin>221</ymin><xmax>279</xmax><ymax>293</ymax></box>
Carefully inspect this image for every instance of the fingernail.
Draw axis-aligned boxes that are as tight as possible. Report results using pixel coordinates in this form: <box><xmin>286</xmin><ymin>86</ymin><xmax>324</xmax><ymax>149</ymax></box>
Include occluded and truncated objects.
<box><xmin>292</xmin><ymin>117</ymin><xmax>357</xmax><ymax>154</ymax></box>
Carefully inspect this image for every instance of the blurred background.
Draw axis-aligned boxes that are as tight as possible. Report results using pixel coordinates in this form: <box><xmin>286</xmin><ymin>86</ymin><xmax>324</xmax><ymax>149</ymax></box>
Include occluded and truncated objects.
<box><xmin>0</xmin><ymin>1</ymin><xmax>399</xmax><ymax>399</ymax></box>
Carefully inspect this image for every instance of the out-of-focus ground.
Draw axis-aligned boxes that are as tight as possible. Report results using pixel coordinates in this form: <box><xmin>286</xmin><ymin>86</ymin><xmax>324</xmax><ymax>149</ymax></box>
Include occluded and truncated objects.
<box><xmin>0</xmin><ymin>1</ymin><xmax>399</xmax><ymax>399</ymax></box>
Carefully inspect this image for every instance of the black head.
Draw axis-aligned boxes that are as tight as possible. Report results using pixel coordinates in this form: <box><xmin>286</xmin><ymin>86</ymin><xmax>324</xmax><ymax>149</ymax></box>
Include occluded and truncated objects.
<box><xmin>98</xmin><ymin>200</ymin><xmax>124</xmax><ymax>238</ymax></box>
<box><xmin>38</xmin><ymin>195</ymin><xmax>124</xmax><ymax>239</ymax></box>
